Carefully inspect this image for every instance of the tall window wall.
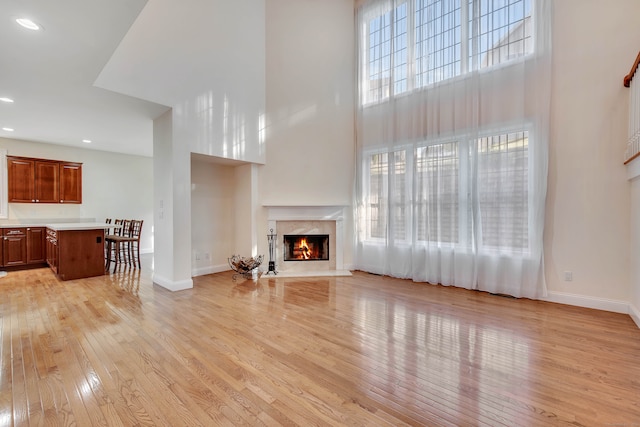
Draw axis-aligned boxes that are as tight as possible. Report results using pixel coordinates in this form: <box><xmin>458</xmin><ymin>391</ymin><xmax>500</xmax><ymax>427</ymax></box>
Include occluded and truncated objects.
<box><xmin>355</xmin><ymin>0</ymin><xmax>551</xmax><ymax>299</ymax></box>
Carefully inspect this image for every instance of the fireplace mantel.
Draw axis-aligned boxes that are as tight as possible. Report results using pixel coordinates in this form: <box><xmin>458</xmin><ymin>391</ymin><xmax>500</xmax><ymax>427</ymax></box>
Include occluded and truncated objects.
<box><xmin>263</xmin><ymin>205</ymin><xmax>347</xmax><ymax>221</ymax></box>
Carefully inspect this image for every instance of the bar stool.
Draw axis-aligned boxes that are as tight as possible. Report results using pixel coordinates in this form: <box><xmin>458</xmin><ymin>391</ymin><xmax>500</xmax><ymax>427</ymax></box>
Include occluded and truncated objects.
<box><xmin>105</xmin><ymin>220</ymin><xmax>143</xmax><ymax>271</ymax></box>
<box><xmin>121</xmin><ymin>220</ymin><xmax>143</xmax><ymax>268</ymax></box>
<box><xmin>105</xmin><ymin>219</ymin><xmax>130</xmax><ymax>271</ymax></box>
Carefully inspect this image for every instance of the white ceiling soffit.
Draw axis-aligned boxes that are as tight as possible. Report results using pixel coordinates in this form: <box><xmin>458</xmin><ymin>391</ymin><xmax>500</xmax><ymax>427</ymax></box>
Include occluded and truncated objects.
<box><xmin>0</xmin><ymin>0</ymin><xmax>169</xmax><ymax>157</ymax></box>
<box><xmin>95</xmin><ymin>0</ymin><xmax>245</xmax><ymax>108</ymax></box>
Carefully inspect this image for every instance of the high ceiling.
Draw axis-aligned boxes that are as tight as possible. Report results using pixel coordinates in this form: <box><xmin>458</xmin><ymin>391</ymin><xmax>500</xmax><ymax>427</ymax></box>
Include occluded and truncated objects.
<box><xmin>0</xmin><ymin>0</ymin><xmax>171</xmax><ymax>157</ymax></box>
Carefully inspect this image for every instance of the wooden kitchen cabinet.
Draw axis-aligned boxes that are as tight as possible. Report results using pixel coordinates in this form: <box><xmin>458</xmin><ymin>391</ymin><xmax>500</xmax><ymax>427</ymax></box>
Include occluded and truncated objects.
<box><xmin>7</xmin><ymin>157</ymin><xmax>35</xmax><ymax>203</ymax></box>
<box><xmin>7</xmin><ymin>156</ymin><xmax>82</xmax><ymax>204</ymax></box>
<box><xmin>46</xmin><ymin>226</ymin><xmax>104</xmax><ymax>280</ymax></box>
<box><xmin>27</xmin><ymin>227</ymin><xmax>46</xmax><ymax>264</ymax></box>
<box><xmin>59</xmin><ymin>162</ymin><xmax>82</xmax><ymax>203</ymax></box>
<box><xmin>3</xmin><ymin>228</ymin><xmax>27</xmax><ymax>266</ymax></box>
<box><xmin>35</xmin><ymin>161</ymin><xmax>60</xmax><ymax>203</ymax></box>
<box><xmin>1</xmin><ymin>227</ymin><xmax>46</xmax><ymax>266</ymax></box>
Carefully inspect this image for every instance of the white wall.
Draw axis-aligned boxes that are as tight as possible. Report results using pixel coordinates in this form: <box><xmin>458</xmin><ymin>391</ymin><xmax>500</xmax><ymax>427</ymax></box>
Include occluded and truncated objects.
<box><xmin>545</xmin><ymin>0</ymin><xmax>640</xmax><ymax>310</ymax></box>
<box><xmin>190</xmin><ymin>158</ymin><xmax>236</xmax><ymax>275</ymax></box>
<box><xmin>0</xmin><ymin>137</ymin><xmax>154</xmax><ymax>253</ymax></box>
<box><xmin>153</xmin><ymin>111</ymin><xmax>178</xmax><ymax>286</ymax></box>
<box><xmin>153</xmin><ymin>0</ymin><xmax>266</xmax><ymax>289</ymax></box>
<box><xmin>260</xmin><ymin>0</ymin><xmax>355</xmax><ymax>265</ymax></box>
<box><xmin>234</xmin><ymin>163</ymin><xmax>259</xmax><ymax>258</ymax></box>
<box><xmin>181</xmin><ymin>0</ymin><xmax>355</xmax><ymax>279</ymax></box>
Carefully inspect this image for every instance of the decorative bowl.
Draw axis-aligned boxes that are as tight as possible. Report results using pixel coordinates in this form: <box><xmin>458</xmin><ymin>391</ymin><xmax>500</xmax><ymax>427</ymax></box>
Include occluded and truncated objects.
<box><xmin>228</xmin><ymin>254</ymin><xmax>263</xmax><ymax>279</ymax></box>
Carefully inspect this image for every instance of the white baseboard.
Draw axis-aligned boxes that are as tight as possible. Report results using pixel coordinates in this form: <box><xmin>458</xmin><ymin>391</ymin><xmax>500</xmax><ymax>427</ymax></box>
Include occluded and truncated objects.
<box><xmin>630</xmin><ymin>303</ymin><xmax>640</xmax><ymax>329</ymax></box>
<box><xmin>543</xmin><ymin>291</ymin><xmax>629</xmax><ymax>314</ymax></box>
<box><xmin>152</xmin><ymin>273</ymin><xmax>193</xmax><ymax>291</ymax></box>
<box><xmin>262</xmin><ymin>270</ymin><xmax>352</xmax><ymax>278</ymax></box>
<box><xmin>192</xmin><ymin>264</ymin><xmax>230</xmax><ymax>277</ymax></box>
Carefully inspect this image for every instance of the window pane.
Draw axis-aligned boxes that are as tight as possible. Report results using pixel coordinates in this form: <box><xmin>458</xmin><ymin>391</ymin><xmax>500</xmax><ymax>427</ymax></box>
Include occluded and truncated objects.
<box><xmin>367</xmin><ymin>11</ymin><xmax>392</xmax><ymax>103</ymax></box>
<box><xmin>476</xmin><ymin>131</ymin><xmax>529</xmax><ymax>250</ymax></box>
<box><xmin>369</xmin><ymin>153</ymin><xmax>388</xmax><ymax>238</ymax></box>
<box><xmin>394</xmin><ymin>3</ymin><xmax>409</xmax><ymax>94</ymax></box>
<box><xmin>469</xmin><ymin>0</ymin><xmax>533</xmax><ymax>69</ymax></box>
<box><xmin>415</xmin><ymin>142</ymin><xmax>459</xmax><ymax>243</ymax></box>
<box><xmin>415</xmin><ymin>0</ymin><xmax>462</xmax><ymax>87</ymax></box>
<box><xmin>391</xmin><ymin>151</ymin><xmax>407</xmax><ymax>240</ymax></box>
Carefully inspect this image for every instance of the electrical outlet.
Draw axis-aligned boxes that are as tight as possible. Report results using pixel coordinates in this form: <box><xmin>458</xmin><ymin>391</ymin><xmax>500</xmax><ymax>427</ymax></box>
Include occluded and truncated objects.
<box><xmin>564</xmin><ymin>271</ymin><xmax>573</xmax><ymax>281</ymax></box>
<box><xmin>195</xmin><ymin>253</ymin><xmax>201</xmax><ymax>261</ymax></box>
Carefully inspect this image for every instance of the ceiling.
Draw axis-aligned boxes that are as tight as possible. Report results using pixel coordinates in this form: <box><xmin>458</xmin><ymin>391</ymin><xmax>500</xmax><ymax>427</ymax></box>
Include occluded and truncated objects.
<box><xmin>0</xmin><ymin>0</ymin><xmax>172</xmax><ymax>157</ymax></box>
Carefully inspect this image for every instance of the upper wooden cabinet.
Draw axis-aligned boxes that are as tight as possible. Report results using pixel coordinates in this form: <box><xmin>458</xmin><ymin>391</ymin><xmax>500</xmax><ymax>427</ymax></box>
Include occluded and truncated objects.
<box><xmin>59</xmin><ymin>162</ymin><xmax>82</xmax><ymax>203</ymax></box>
<box><xmin>7</xmin><ymin>156</ymin><xmax>82</xmax><ymax>204</ymax></box>
<box><xmin>7</xmin><ymin>157</ymin><xmax>36</xmax><ymax>203</ymax></box>
<box><xmin>35</xmin><ymin>160</ymin><xmax>60</xmax><ymax>203</ymax></box>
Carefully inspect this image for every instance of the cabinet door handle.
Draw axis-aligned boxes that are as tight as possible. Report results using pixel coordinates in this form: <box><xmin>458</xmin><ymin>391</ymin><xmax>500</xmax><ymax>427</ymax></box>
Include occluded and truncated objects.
<box><xmin>60</xmin><ymin>200</ymin><xmax>64</xmax><ymax>203</ymax></box>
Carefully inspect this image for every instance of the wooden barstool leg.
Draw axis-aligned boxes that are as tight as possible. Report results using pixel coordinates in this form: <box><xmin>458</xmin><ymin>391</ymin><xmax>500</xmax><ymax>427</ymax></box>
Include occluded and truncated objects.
<box><xmin>114</xmin><ymin>241</ymin><xmax>121</xmax><ymax>272</ymax></box>
<box><xmin>105</xmin><ymin>239</ymin><xmax>112</xmax><ymax>271</ymax></box>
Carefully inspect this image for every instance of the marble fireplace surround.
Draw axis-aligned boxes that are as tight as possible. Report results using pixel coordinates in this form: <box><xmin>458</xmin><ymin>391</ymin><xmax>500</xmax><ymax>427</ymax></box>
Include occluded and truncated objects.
<box><xmin>265</xmin><ymin>205</ymin><xmax>351</xmax><ymax>277</ymax></box>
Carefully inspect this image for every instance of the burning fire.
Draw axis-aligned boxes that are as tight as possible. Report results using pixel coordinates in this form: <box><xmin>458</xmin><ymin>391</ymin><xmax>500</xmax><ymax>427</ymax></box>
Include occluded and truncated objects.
<box><xmin>299</xmin><ymin>238</ymin><xmax>311</xmax><ymax>259</ymax></box>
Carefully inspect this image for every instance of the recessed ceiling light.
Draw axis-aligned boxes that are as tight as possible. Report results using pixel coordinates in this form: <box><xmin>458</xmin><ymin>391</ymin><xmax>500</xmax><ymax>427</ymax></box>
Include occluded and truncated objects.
<box><xmin>82</xmin><ymin>139</ymin><xmax>92</xmax><ymax>143</ymax></box>
<box><xmin>16</xmin><ymin>18</ymin><xmax>40</xmax><ymax>31</ymax></box>
<box><xmin>2</xmin><ymin>127</ymin><xmax>15</xmax><ymax>132</ymax></box>
<box><xmin>0</xmin><ymin>97</ymin><xmax>14</xmax><ymax>103</ymax></box>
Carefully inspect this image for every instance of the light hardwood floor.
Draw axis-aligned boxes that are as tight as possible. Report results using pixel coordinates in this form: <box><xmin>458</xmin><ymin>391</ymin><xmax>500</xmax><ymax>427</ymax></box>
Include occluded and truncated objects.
<box><xmin>1</xmin><ymin>254</ymin><xmax>639</xmax><ymax>426</ymax></box>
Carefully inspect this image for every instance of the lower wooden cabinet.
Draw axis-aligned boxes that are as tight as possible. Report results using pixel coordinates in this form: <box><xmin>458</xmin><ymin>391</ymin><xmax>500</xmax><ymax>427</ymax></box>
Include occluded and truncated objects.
<box><xmin>27</xmin><ymin>227</ymin><xmax>46</xmax><ymax>264</ymax></box>
<box><xmin>48</xmin><ymin>228</ymin><xmax>103</xmax><ymax>280</ymax></box>
<box><xmin>3</xmin><ymin>228</ymin><xmax>27</xmax><ymax>266</ymax></box>
<box><xmin>1</xmin><ymin>227</ymin><xmax>46</xmax><ymax>267</ymax></box>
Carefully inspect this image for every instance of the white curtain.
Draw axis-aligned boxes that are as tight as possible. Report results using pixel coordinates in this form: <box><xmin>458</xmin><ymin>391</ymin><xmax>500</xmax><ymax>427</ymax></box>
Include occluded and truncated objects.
<box><xmin>354</xmin><ymin>0</ymin><xmax>552</xmax><ymax>298</ymax></box>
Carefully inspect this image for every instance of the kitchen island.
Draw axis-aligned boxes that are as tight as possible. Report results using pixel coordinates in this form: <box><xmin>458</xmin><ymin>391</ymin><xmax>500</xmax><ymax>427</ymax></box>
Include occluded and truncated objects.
<box><xmin>46</xmin><ymin>222</ymin><xmax>112</xmax><ymax>281</ymax></box>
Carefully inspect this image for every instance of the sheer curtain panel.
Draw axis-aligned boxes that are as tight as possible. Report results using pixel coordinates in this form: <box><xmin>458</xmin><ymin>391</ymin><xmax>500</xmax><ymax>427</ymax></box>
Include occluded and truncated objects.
<box><xmin>354</xmin><ymin>0</ymin><xmax>552</xmax><ymax>298</ymax></box>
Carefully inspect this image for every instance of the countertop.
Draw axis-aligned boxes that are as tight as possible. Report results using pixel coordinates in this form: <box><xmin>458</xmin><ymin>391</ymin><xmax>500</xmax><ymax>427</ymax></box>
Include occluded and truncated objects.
<box><xmin>45</xmin><ymin>222</ymin><xmax>117</xmax><ymax>231</ymax></box>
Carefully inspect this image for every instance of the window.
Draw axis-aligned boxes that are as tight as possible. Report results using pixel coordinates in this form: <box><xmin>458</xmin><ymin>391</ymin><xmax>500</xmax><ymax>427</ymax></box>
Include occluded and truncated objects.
<box><xmin>415</xmin><ymin>142</ymin><xmax>460</xmax><ymax>243</ymax></box>
<box><xmin>368</xmin><ymin>153</ymin><xmax>388</xmax><ymax>239</ymax></box>
<box><xmin>366</xmin><ymin>150</ymin><xmax>408</xmax><ymax>241</ymax></box>
<box><xmin>476</xmin><ymin>131</ymin><xmax>529</xmax><ymax>251</ymax></box>
<box><xmin>471</xmin><ymin>0</ymin><xmax>533</xmax><ymax>69</ymax></box>
<box><xmin>415</xmin><ymin>0</ymin><xmax>462</xmax><ymax>88</ymax></box>
<box><xmin>366</xmin><ymin>3</ymin><xmax>408</xmax><ymax>101</ymax></box>
<box><xmin>364</xmin><ymin>129</ymin><xmax>530</xmax><ymax>252</ymax></box>
<box><xmin>361</xmin><ymin>0</ymin><xmax>533</xmax><ymax>105</ymax></box>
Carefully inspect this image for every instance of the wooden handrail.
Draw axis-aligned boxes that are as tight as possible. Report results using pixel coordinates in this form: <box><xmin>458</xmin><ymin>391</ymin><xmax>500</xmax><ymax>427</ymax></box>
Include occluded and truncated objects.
<box><xmin>624</xmin><ymin>51</ymin><xmax>640</xmax><ymax>87</ymax></box>
<box><xmin>624</xmin><ymin>151</ymin><xmax>640</xmax><ymax>165</ymax></box>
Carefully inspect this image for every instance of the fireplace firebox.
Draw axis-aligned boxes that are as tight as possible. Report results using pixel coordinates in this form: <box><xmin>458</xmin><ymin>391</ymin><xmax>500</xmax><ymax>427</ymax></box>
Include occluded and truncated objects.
<box><xmin>283</xmin><ymin>234</ymin><xmax>329</xmax><ymax>261</ymax></box>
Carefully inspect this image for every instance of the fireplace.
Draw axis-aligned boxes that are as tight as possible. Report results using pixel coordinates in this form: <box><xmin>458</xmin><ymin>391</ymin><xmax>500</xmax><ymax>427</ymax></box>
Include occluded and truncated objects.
<box><xmin>264</xmin><ymin>205</ymin><xmax>351</xmax><ymax>276</ymax></box>
<box><xmin>283</xmin><ymin>234</ymin><xmax>329</xmax><ymax>261</ymax></box>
